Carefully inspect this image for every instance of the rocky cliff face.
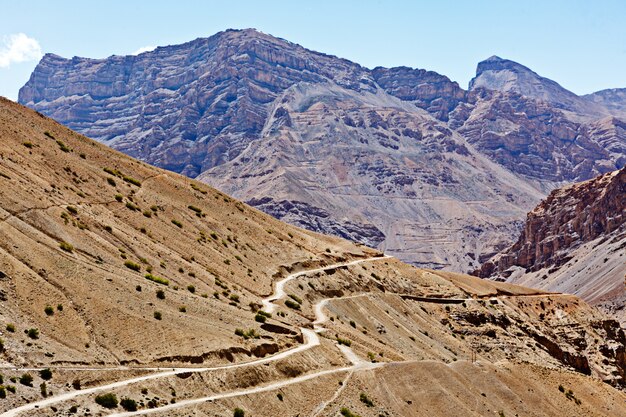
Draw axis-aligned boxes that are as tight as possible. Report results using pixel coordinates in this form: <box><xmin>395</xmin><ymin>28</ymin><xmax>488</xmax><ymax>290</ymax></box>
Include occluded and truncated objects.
<box><xmin>18</xmin><ymin>29</ymin><xmax>626</xmax><ymax>272</ymax></box>
<box><xmin>451</xmin><ymin>89</ymin><xmax>626</xmax><ymax>182</ymax></box>
<box><xmin>476</xmin><ymin>168</ymin><xmax>626</xmax><ymax>323</ymax></box>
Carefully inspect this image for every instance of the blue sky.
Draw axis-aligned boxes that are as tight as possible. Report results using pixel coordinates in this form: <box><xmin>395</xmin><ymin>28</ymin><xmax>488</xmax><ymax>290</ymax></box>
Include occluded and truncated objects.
<box><xmin>1</xmin><ymin>0</ymin><xmax>625</xmax><ymax>99</ymax></box>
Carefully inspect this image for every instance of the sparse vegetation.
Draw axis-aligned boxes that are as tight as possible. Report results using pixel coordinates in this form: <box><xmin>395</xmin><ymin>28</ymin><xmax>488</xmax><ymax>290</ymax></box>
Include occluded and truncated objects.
<box><xmin>44</xmin><ymin>305</ymin><xmax>55</xmax><ymax>316</ymax></box>
<box><xmin>122</xmin><ymin>175</ymin><xmax>141</xmax><ymax>187</ymax></box>
<box><xmin>124</xmin><ymin>260</ymin><xmax>141</xmax><ymax>272</ymax></box>
<box><xmin>27</xmin><ymin>328</ymin><xmax>39</xmax><ymax>339</ymax></box>
<box><xmin>19</xmin><ymin>373</ymin><xmax>33</xmax><ymax>387</ymax></box>
<box><xmin>59</xmin><ymin>241</ymin><xmax>74</xmax><ymax>253</ymax></box>
<box><xmin>285</xmin><ymin>299</ymin><xmax>300</xmax><ymax>310</ymax></box>
<box><xmin>125</xmin><ymin>201</ymin><xmax>139</xmax><ymax>211</ymax></box>
<box><xmin>5</xmin><ymin>324</ymin><xmax>15</xmax><ymax>333</ymax></box>
<box><xmin>288</xmin><ymin>294</ymin><xmax>302</xmax><ymax>304</ymax></box>
<box><xmin>145</xmin><ymin>273</ymin><xmax>169</xmax><ymax>286</ymax></box>
<box><xmin>337</xmin><ymin>337</ymin><xmax>352</xmax><ymax>347</ymax></box>
<box><xmin>340</xmin><ymin>408</ymin><xmax>360</xmax><ymax>417</ymax></box>
<box><xmin>234</xmin><ymin>328</ymin><xmax>259</xmax><ymax>340</ymax></box>
<box><xmin>56</xmin><ymin>140</ymin><xmax>71</xmax><ymax>153</ymax></box>
<box><xmin>120</xmin><ymin>397</ymin><xmax>138</xmax><ymax>411</ymax></box>
<box><xmin>114</xmin><ymin>194</ymin><xmax>123</xmax><ymax>202</ymax></box>
<box><xmin>95</xmin><ymin>392</ymin><xmax>118</xmax><ymax>409</ymax></box>
<box><xmin>359</xmin><ymin>392</ymin><xmax>374</xmax><ymax>407</ymax></box>
<box><xmin>255</xmin><ymin>313</ymin><xmax>267</xmax><ymax>323</ymax></box>
<box><xmin>171</xmin><ymin>219</ymin><xmax>183</xmax><ymax>228</ymax></box>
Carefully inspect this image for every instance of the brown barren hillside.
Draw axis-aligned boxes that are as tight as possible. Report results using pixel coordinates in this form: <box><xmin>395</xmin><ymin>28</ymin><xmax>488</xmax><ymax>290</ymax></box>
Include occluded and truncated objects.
<box><xmin>0</xmin><ymin>98</ymin><xmax>625</xmax><ymax>416</ymax></box>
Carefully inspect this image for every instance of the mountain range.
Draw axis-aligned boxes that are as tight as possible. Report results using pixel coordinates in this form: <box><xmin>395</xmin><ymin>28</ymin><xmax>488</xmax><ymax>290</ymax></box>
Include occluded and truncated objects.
<box><xmin>18</xmin><ymin>29</ymin><xmax>626</xmax><ymax>274</ymax></box>
<box><xmin>0</xmin><ymin>97</ymin><xmax>625</xmax><ymax>416</ymax></box>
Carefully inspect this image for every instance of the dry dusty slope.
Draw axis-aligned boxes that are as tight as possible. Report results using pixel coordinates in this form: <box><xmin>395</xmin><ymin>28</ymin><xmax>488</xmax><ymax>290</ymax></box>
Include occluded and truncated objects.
<box><xmin>0</xmin><ymin>98</ymin><xmax>624</xmax><ymax>416</ymax></box>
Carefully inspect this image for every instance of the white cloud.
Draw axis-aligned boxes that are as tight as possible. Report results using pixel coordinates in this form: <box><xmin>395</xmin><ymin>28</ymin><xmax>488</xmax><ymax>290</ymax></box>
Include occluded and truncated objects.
<box><xmin>132</xmin><ymin>45</ymin><xmax>157</xmax><ymax>55</ymax></box>
<box><xmin>0</xmin><ymin>33</ymin><xmax>42</xmax><ymax>68</ymax></box>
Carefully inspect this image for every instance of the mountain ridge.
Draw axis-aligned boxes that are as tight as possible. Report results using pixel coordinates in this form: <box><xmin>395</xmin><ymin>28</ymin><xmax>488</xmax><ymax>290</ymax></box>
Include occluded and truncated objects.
<box><xmin>17</xmin><ymin>29</ymin><xmax>626</xmax><ymax>272</ymax></box>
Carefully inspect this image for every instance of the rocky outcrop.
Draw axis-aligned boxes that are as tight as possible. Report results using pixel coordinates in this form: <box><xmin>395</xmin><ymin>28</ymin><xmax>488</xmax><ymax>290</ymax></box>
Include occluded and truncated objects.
<box><xmin>476</xmin><ymin>168</ymin><xmax>626</xmax><ymax>323</ymax></box>
<box><xmin>451</xmin><ymin>89</ymin><xmax>626</xmax><ymax>182</ymax></box>
<box><xmin>247</xmin><ymin>197</ymin><xmax>386</xmax><ymax>248</ymax></box>
<box><xmin>477</xmin><ymin>168</ymin><xmax>625</xmax><ymax>275</ymax></box>
<box><xmin>371</xmin><ymin>66</ymin><xmax>466</xmax><ymax>121</ymax></box>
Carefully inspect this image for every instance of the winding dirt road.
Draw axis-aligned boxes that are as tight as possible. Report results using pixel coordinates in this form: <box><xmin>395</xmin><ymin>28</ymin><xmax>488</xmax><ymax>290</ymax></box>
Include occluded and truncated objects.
<box><xmin>1</xmin><ymin>255</ymin><xmax>390</xmax><ymax>417</ymax></box>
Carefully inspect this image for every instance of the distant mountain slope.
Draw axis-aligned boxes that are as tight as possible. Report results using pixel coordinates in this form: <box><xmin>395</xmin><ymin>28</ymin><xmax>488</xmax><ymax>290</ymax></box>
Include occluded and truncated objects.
<box><xmin>476</xmin><ymin>168</ymin><xmax>626</xmax><ymax>323</ymax></box>
<box><xmin>198</xmin><ymin>82</ymin><xmax>543</xmax><ymax>270</ymax></box>
<box><xmin>17</xmin><ymin>29</ymin><xmax>626</xmax><ymax>272</ymax></box>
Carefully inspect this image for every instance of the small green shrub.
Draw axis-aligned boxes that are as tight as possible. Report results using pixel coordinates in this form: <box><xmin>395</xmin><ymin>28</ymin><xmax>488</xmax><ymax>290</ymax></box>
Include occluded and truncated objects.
<box><xmin>107</xmin><ymin>177</ymin><xmax>116</xmax><ymax>186</ymax></box>
<box><xmin>359</xmin><ymin>392</ymin><xmax>374</xmax><ymax>407</ymax></box>
<box><xmin>72</xmin><ymin>379</ymin><xmax>81</xmax><ymax>390</ymax></box>
<box><xmin>288</xmin><ymin>294</ymin><xmax>302</xmax><ymax>304</ymax></box>
<box><xmin>234</xmin><ymin>329</ymin><xmax>259</xmax><ymax>340</ymax></box>
<box><xmin>95</xmin><ymin>392</ymin><xmax>118</xmax><ymax>408</ymax></box>
<box><xmin>0</xmin><ymin>386</ymin><xmax>5</xmax><ymax>399</ymax></box>
<box><xmin>187</xmin><ymin>285</ymin><xmax>195</xmax><ymax>293</ymax></box>
<box><xmin>6</xmin><ymin>385</ymin><xmax>15</xmax><ymax>394</ymax></box>
<box><xmin>40</xmin><ymin>382</ymin><xmax>47</xmax><ymax>397</ymax></box>
<box><xmin>56</xmin><ymin>140</ymin><xmax>71</xmax><ymax>153</ymax></box>
<box><xmin>254</xmin><ymin>313</ymin><xmax>267</xmax><ymax>323</ymax></box>
<box><xmin>114</xmin><ymin>194</ymin><xmax>123</xmax><ymax>202</ymax></box>
<box><xmin>27</xmin><ymin>328</ymin><xmax>39</xmax><ymax>339</ymax></box>
<box><xmin>171</xmin><ymin>219</ymin><xmax>183</xmax><ymax>228</ymax></box>
<box><xmin>143</xmin><ymin>210</ymin><xmax>152</xmax><ymax>218</ymax></box>
<box><xmin>337</xmin><ymin>337</ymin><xmax>352</xmax><ymax>347</ymax></box>
<box><xmin>179</xmin><ymin>306</ymin><xmax>187</xmax><ymax>313</ymax></box>
<box><xmin>188</xmin><ymin>205</ymin><xmax>202</xmax><ymax>214</ymax></box>
<box><xmin>23</xmin><ymin>142</ymin><xmax>34</xmax><ymax>149</ymax></box>
<box><xmin>285</xmin><ymin>299</ymin><xmax>300</xmax><ymax>310</ymax></box>
<box><xmin>340</xmin><ymin>408</ymin><xmax>360</xmax><ymax>417</ymax></box>
<box><xmin>44</xmin><ymin>131</ymin><xmax>55</xmax><ymax>139</ymax></box>
<box><xmin>59</xmin><ymin>241</ymin><xmax>74</xmax><ymax>253</ymax></box>
<box><xmin>156</xmin><ymin>290</ymin><xmax>165</xmax><ymax>300</ymax></box>
<box><xmin>19</xmin><ymin>373</ymin><xmax>33</xmax><ymax>386</ymax></box>
<box><xmin>234</xmin><ymin>408</ymin><xmax>245</xmax><ymax>417</ymax></box>
<box><xmin>122</xmin><ymin>176</ymin><xmax>141</xmax><ymax>187</ymax></box>
<box><xmin>124</xmin><ymin>261</ymin><xmax>141</xmax><ymax>272</ymax></box>
<box><xmin>44</xmin><ymin>305</ymin><xmax>54</xmax><ymax>316</ymax></box>
<box><xmin>120</xmin><ymin>397</ymin><xmax>137</xmax><ymax>411</ymax></box>
<box><xmin>6</xmin><ymin>324</ymin><xmax>15</xmax><ymax>333</ymax></box>
<box><xmin>125</xmin><ymin>201</ymin><xmax>139</xmax><ymax>211</ymax></box>
<box><xmin>57</xmin><ymin>304</ymin><xmax>63</xmax><ymax>311</ymax></box>
<box><xmin>145</xmin><ymin>274</ymin><xmax>169</xmax><ymax>286</ymax></box>
<box><xmin>153</xmin><ymin>311</ymin><xmax>162</xmax><ymax>320</ymax></box>
<box><xmin>39</xmin><ymin>368</ymin><xmax>52</xmax><ymax>380</ymax></box>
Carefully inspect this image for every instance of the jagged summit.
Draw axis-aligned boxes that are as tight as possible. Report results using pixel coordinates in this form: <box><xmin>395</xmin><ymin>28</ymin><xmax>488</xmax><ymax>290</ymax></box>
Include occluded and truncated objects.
<box><xmin>469</xmin><ymin>55</ymin><xmax>610</xmax><ymax>116</ymax></box>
